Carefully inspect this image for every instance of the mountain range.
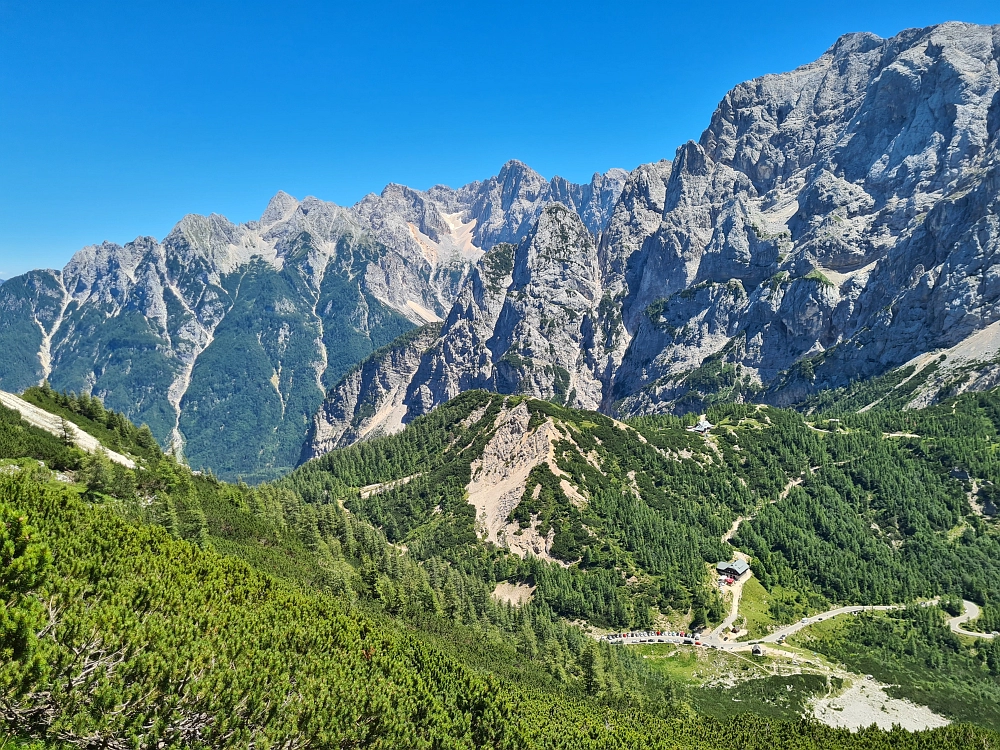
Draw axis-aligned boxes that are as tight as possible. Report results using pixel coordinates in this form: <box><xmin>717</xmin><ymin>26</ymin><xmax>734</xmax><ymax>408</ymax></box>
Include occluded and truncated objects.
<box><xmin>3</xmin><ymin>21</ymin><xmax>1000</xmax><ymax>480</ymax></box>
<box><xmin>308</xmin><ymin>22</ymin><xmax>1000</xmax><ymax>455</ymax></box>
<box><xmin>0</xmin><ymin>165</ymin><xmax>625</xmax><ymax>480</ymax></box>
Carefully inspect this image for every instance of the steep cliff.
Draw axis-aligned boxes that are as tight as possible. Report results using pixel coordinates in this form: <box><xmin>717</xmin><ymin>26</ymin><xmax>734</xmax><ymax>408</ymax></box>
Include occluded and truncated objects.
<box><xmin>305</xmin><ymin>324</ymin><xmax>442</xmax><ymax>457</ymax></box>
<box><xmin>614</xmin><ymin>23</ymin><xmax>1000</xmax><ymax>413</ymax></box>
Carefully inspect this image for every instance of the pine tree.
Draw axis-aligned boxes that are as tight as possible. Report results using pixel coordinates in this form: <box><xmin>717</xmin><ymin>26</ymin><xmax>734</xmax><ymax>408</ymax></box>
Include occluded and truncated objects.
<box><xmin>580</xmin><ymin>641</ymin><xmax>604</xmax><ymax>696</ymax></box>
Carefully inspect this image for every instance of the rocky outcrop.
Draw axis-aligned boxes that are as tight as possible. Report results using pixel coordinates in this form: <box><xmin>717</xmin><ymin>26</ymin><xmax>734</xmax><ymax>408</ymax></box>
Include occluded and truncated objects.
<box><xmin>460</xmin><ymin>161</ymin><xmax>628</xmax><ymax>248</ymax></box>
<box><xmin>403</xmin><ymin>243</ymin><xmax>518</xmax><ymax>416</ymax></box>
<box><xmin>465</xmin><ymin>401</ymin><xmax>561</xmax><ymax>560</ymax></box>
<box><xmin>309</xmin><ymin>22</ymin><xmax>1000</xmax><ymax>456</ymax></box>
<box><xmin>483</xmin><ymin>204</ymin><xmax>605</xmax><ymax>407</ymax></box>
<box><xmin>305</xmin><ymin>324</ymin><xmax>442</xmax><ymax>457</ymax></box>
<box><xmin>614</xmin><ymin>22</ymin><xmax>1000</xmax><ymax>412</ymax></box>
<box><xmin>308</xmin><ymin>204</ymin><xmax>618</xmax><ymax>451</ymax></box>
<box><xmin>405</xmin><ymin>205</ymin><xmax>606</xmax><ymax>419</ymax></box>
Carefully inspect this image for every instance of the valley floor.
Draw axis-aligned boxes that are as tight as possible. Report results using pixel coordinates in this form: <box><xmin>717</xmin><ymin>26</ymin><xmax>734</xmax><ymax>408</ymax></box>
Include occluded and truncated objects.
<box><xmin>609</xmin><ymin>594</ymin><xmax>995</xmax><ymax>730</ymax></box>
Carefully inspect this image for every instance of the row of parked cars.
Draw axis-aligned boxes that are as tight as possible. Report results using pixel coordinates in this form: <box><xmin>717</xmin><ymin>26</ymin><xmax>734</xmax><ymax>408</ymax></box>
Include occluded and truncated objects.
<box><xmin>602</xmin><ymin>630</ymin><xmax>705</xmax><ymax>646</ymax></box>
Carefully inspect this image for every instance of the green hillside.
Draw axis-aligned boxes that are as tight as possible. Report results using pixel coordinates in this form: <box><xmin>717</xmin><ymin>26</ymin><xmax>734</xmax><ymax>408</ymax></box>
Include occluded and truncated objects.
<box><xmin>280</xmin><ymin>389</ymin><xmax>1000</xmax><ymax>729</ymax></box>
<box><xmin>284</xmin><ymin>391</ymin><xmax>1000</xmax><ymax>626</ymax></box>
<box><xmin>2</xmin><ymin>389</ymin><xmax>1000</xmax><ymax>747</ymax></box>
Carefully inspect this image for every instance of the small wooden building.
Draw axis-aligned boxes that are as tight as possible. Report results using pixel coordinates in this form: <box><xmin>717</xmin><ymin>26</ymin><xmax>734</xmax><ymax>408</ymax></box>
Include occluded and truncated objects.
<box><xmin>716</xmin><ymin>559</ymin><xmax>750</xmax><ymax>578</ymax></box>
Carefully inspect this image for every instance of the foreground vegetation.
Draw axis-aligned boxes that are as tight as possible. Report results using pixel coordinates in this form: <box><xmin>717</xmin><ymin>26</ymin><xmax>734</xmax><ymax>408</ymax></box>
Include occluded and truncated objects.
<box><xmin>2</xmin><ymin>387</ymin><xmax>1000</xmax><ymax>746</ymax></box>
<box><xmin>2</xmin><ymin>471</ymin><xmax>996</xmax><ymax>748</ymax></box>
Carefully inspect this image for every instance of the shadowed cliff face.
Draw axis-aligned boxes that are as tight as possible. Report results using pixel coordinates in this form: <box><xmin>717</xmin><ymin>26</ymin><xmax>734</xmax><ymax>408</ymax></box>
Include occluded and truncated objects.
<box><xmin>0</xmin><ymin>165</ymin><xmax>625</xmax><ymax>480</ymax></box>
<box><xmin>309</xmin><ymin>22</ymin><xmax>1000</xmax><ymax>457</ymax></box>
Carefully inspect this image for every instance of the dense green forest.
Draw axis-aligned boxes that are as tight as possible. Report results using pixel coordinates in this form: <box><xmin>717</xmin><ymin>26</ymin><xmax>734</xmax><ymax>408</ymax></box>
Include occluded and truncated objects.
<box><xmin>176</xmin><ymin>248</ymin><xmax>415</xmax><ymax>484</ymax></box>
<box><xmin>283</xmin><ymin>393</ymin><xmax>735</xmax><ymax>629</ymax></box>
<box><xmin>2</xmin><ymin>387</ymin><xmax>1000</xmax><ymax>747</ymax></box>
<box><xmin>278</xmin><ymin>388</ymin><xmax>1000</xmax><ymax>732</ymax></box>
<box><xmin>282</xmin><ymin>390</ymin><xmax>1000</xmax><ymax>629</ymax></box>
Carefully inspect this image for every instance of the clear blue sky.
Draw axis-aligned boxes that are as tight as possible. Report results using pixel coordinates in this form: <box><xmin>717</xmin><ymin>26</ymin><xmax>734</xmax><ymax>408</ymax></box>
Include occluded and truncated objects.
<box><xmin>1</xmin><ymin>0</ymin><xmax>997</xmax><ymax>279</ymax></box>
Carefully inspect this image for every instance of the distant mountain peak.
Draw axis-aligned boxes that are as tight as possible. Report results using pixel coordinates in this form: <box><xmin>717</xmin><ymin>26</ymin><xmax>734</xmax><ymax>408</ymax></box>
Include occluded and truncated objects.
<box><xmin>0</xmin><ymin>158</ymin><xmax>626</xmax><ymax>480</ymax></box>
<box><xmin>261</xmin><ymin>190</ymin><xmax>300</xmax><ymax>226</ymax></box>
<box><xmin>307</xmin><ymin>21</ymin><xmax>1000</xmax><ymax>459</ymax></box>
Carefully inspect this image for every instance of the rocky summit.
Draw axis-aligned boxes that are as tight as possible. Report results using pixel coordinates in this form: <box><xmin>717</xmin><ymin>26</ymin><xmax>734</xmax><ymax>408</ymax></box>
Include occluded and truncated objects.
<box><xmin>307</xmin><ymin>22</ymin><xmax>1000</xmax><ymax>457</ymax></box>
<box><xmin>0</xmin><ymin>163</ymin><xmax>625</xmax><ymax>480</ymax></box>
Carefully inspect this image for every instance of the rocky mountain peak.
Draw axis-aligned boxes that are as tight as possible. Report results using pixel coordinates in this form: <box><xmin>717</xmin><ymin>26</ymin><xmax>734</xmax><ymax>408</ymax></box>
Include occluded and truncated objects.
<box><xmin>24</xmin><ymin>22</ymin><xmax>1000</xmax><ymax>476</ymax></box>
<box><xmin>63</xmin><ymin>239</ymin><xmax>152</xmax><ymax>297</ymax></box>
<box><xmin>261</xmin><ymin>190</ymin><xmax>300</xmax><ymax>227</ymax></box>
<box><xmin>497</xmin><ymin>159</ymin><xmax>545</xmax><ymax>188</ymax></box>
<box><xmin>466</xmin><ymin>161</ymin><xmax>628</xmax><ymax>248</ymax></box>
<box><xmin>305</xmin><ymin>22</ymin><xmax>1000</xmax><ymax>460</ymax></box>
<box><xmin>828</xmin><ymin>30</ymin><xmax>884</xmax><ymax>56</ymax></box>
<box><xmin>599</xmin><ymin>160</ymin><xmax>673</xmax><ymax>294</ymax></box>
<box><xmin>154</xmin><ymin>212</ymin><xmax>278</xmax><ymax>282</ymax></box>
<box><xmin>512</xmin><ymin>203</ymin><xmax>599</xmax><ymax>299</ymax></box>
<box><xmin>1</xmin><ymin>155</ymin><xmax>627</xmax><ymax>479</ymax></box>
<box><xmin>357</xmin><ymin>182</ymin><xmax>452</xmax><ymax>244</ymax></box>
<box><xmin>610</xmin><ymin>21</ymin><xmax>1000</xmax><ymax>415</ymax></box>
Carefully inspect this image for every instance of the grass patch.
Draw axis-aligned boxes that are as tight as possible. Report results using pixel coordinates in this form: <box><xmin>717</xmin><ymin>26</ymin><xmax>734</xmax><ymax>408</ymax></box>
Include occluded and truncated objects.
<box><xmin>787</xmin><ymin>613</ymin><xmax>854</xmax><ymax>644</ymax></box>
<box><xmin>631</xmin><ymin>644</ymin><xmax>776</xmax><ymax>685</ymax></box>
<box><xmin>627</xmin><ymin>644</ymin><xmax>832</xmax><ymax>722</ymax></box>
<box><xmin>802</xmin><ymin>270</ymin><xmax>834</xmax><ymax>287</ymax></box>
<box><xmin>736</xmin><ymin>577</ymin><xmax>776</xmax><ymax>638</ymax></box>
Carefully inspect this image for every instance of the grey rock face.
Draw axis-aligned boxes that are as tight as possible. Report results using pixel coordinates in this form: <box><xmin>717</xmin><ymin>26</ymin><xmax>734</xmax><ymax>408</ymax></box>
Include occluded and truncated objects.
<box><xmin>349</xmin><ymin>161</ymin><xmax>627</xmax><ymax>320</ymax></box>
<box><xmin>462</xmin><ymin>160</ymin><xmax>628</xmax><ymax>247</ymax></box>
<box><xmin>309</xmin><ymin>22</ymin><xmax>1000</xmax><ymax>457</ymax></box>
<box><xmin>404</xmin><ymin>243</ymin><xmax>518</xmax><ymax>416</ymax></box>
<box><xmin>614</xmin><ymin>22</ymin><xmax>1000</xmax><ymax>412</ymax></box>
<box><xmin>309</xmin><ymin>205</ymin><xmax>613</xmax><ymax>454</ymax></box>
<box><xmin>14</xmin><ymin>21</ymin><xmax>1000</xmax><ymax>468</ymax></box>
<box><xmin>305</xmin><ymin>324</ymin><xmax>442</xmax><ymax>457</ymax></box>
<box><xmin>409</xmin><ymin>204</ymin><xmax>606</xmax><ymax>412</ymax></box>
<box><xmin>487</xmin><ymin>204</ymin><xmax>605</xmax><ymax>407</ymax></box>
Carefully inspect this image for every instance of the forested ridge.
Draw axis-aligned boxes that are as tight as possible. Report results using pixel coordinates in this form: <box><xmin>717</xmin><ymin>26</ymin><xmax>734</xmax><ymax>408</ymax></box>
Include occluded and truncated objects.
<box><xmin>284</xmin><ymin>390</ymin><xmax>1000</xmax><ymax>630</ymax></box>
<box><xmin>2</xmin><ymin>388</ymin><xmax>1000</xmax><ymax>747</ymax></box>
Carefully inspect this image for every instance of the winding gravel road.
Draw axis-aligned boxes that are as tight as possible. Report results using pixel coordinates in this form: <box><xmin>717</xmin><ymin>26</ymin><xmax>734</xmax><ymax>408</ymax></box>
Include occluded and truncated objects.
<box><xmin>947</xmin><ymin>600</ymin><xmax>996</xmax><ymax>639</ymax></box>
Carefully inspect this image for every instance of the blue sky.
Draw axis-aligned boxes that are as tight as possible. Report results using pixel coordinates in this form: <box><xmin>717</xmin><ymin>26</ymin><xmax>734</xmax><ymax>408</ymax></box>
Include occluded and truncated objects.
<box><xmin>1</xmin><ymin>0</ymin><xmax>998</xmax><ymax>279</ymax></box>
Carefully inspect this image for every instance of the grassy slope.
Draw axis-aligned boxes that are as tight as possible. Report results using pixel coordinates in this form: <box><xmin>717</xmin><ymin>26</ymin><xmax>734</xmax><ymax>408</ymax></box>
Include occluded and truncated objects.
<box><xmin>4</xmin><ymin>470</ymin><xmax>997</xmax><ymax>749</ymax></box>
